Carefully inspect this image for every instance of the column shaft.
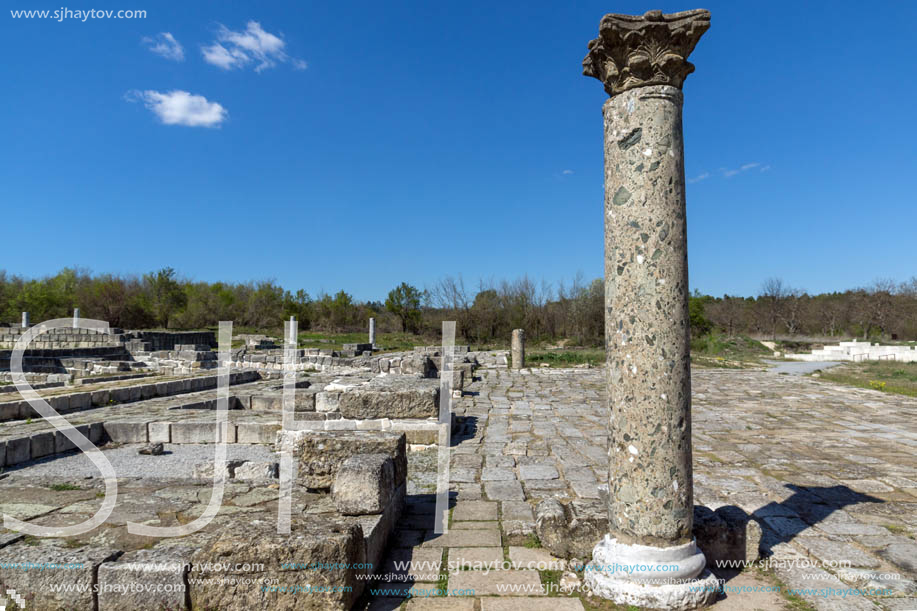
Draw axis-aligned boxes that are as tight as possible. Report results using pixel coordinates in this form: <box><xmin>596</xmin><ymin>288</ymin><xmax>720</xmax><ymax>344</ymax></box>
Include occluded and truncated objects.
<box><xmin>511</xmin><ymin>329</ymin><xmax>525</xmax><ymax>369</ymax></box>
<box><xmin>604</xmin><ymin>85</ymin><xmax>693</xmax><ymax>547</ymax></box>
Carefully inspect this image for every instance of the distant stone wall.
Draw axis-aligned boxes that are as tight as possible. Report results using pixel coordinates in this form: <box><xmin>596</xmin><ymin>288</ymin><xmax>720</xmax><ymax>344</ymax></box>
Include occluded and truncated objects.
<box><xmin>0</xmin><ymin>327</ymin><xmax>125</xmax><ymax>350</ymax></box>
<box><xmin>127</xmin><ymin>330</ymin><xmax>216</xmax><ymax>351</ymax></box>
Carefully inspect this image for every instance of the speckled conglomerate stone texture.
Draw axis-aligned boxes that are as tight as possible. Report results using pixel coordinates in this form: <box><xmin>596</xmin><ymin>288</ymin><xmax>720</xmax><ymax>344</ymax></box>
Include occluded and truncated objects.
<box><xmin>603</xmin><ymin>84</ymin><xmax>694</xmax><ymax>547</ymax></box>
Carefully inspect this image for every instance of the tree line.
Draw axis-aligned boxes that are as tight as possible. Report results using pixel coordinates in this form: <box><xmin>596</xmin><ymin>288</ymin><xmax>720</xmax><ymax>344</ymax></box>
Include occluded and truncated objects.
<box><xmin>1</xmin><ymin>268</ymin><xmax>915</xmax><ymax>343</ymax></box>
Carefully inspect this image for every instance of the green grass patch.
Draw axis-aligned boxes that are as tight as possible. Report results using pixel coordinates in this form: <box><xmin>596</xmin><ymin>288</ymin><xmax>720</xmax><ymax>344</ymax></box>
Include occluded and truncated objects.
<box><xmin>49</xmin><ymin>483</ymin><xmax>82</xmax><ymax>491</ymax></box>
<box><xmin>522</xmin><ymin>349</ymin><xmax>604</xmax><ymax>368</ymax></box>
<box><xmin>522</xmin><ymin>532</ymin><xmax>542</xmax><ymax>549</ymax></box>
<box><xmin>691</xmin><ymin>332</ymin><xmax>770</xmax><ymax>363</ymax></box>
<box><xmin>539</xmin><ymin>569</ymin><xmax>563</xmax><ymax>597</ymax></box>
<box><xmin>816</xmin><ymin>361</ymin><xmax>917</xmax><ymax>397</ymax></box>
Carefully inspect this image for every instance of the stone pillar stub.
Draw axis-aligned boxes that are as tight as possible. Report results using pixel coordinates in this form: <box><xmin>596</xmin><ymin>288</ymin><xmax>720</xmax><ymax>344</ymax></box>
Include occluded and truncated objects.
<box><xmin>510</xmin><ymin>329</ymin><xmax>525</xmax><ymax>369</ymax></box>
<box><xmin>21</xmin><ymin>312</ymin><xmax>29</xmax><ymax>328</ymax></box>
<box><xmin>583</xmin><ymin>9</ymin><xmax>716</xmax><ymax>609</ymax></box>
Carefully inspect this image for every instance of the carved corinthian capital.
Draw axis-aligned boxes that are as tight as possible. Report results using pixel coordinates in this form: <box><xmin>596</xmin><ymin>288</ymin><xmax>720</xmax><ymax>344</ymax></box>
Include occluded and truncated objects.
<box><xmin>583</xmin><ymin>9</ymin><xmax>710</xmax><ymax>97</ymax></box>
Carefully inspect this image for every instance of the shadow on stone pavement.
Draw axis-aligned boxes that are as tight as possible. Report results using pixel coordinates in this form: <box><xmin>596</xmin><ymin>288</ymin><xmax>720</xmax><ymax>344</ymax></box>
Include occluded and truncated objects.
<box><xmin>755</xmin><ymin>484</ymin><xmax>883</xmax><ymax>554</ymax></box>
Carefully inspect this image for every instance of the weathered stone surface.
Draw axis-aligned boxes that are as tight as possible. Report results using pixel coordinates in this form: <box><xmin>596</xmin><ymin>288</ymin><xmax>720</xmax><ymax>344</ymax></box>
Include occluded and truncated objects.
<box><xmin>535</xmin><ymin>498</ymin><xmax>607</xmax><ymax>560</ymax></box>
<box><xmin>138</xmin><ymin>442</ymin><xmax>164</xmax><ymax>455</ymax></box>
<box><xmin>601</xmin><ymin>81</ymin><xmax>696</xmax><ymax>547</ymax></box>
<box><xmin>332</xmin><ymin>453</ymin><xmax>395</xmax><ymax>515</ymax></box>
<box><xmin>189</xmin><ymin>517</ymin><xmax>366</xmax><ymax>610</ymax></box>
<box><xmin>693</xmin><ymin>505</ymin><xmax>761</xmax><ymax>567</ymax></box>
<box><xmin>350</xmin><ymin>482</ymin><xmax>405</xmax><ymax>571</ymax></box>
<box><xmin>338</xmin><ymin>387</ymin><xmax>439</xmax><ymax>419</ymax></box>
<box><xmin>278</xmin><ymin>430</ymin><xmax>407</xmax><ymax>489</ymax></box>
<box><xmin>170</xmin><ymin>421</ymin><xmax>235</xmax><ymax>443</ymax></box>
<box><xmin>5</xmin><ymin>436</ymin><xmax>30</xmax><ymax>464</ymax></box>
<box><xmin>0</xmin><ymin>542</ymin><xmax>120</xmax><ymax>611</ymax></box>
<box><xmin>236</xmin><ymin>422</ymin><xmax>282</xmax><ymax>444</ymax></box>
<box><xmin>30</xmin><ymin>431</ymin><xmax>55</xmax><ymax>458</ymax></box>
<box><xmin>234</xmin><ymin>461</ymin><xmax>279</xmax><ymax>480</ymax></box>
<box><xmin>103</xmin><ymin>421</ymin><xmax>149</xmax><ymax>443</ymax></box>
<box><xmin>511</xmin><ymin>329</ymin><xmax>525</xmax><ymax>369</ymax></box>
<box><xmin>583</xmin><ymin>9</ymin><xmax>711</xmax><ymax>96</ymax></box>
<box><xmin>449</xmin><ymin>569</ymin><xmax>543</xmax><ymax>596</ymax></box>
<box><xmin>98</xmin><ymin>546</ymin><xmax>193</xmax><ymax>611</ymax></box>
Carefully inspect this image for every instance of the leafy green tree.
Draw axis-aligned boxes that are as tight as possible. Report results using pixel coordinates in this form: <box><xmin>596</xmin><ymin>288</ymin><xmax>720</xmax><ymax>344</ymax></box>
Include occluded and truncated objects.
<box><xmin>385</xmin><ymin>282</ymin><xmax>424</xmax><ymax>333</ymax></box>
<box><xmin>143</xmin><ymin>267</ymin><xmax>186</xmax><ymax>328</ymax></box>
<box><xmin>688</xmin><ymin>291</ymin><xmax>713</xmax><ymax>338</ymax></box>
<box><xmin>330</xmin><ymin>290</ymin><xmax>355</xmax><ymax>331</ymax></box>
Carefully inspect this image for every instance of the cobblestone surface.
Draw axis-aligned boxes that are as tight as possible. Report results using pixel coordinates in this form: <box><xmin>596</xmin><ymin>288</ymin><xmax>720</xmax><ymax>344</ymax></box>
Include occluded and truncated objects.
<box><xmin>366</xmin><ymin>367</ymin><xmax>917</xmax><ymax>610</ymax></box>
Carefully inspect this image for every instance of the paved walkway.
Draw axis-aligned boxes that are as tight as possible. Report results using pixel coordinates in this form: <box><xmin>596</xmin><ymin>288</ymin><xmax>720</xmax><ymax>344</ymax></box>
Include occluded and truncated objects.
<box><xmin>365</xmin><ymin>367</ymin><xmax>917</xmax><ymax>610</ymax></box>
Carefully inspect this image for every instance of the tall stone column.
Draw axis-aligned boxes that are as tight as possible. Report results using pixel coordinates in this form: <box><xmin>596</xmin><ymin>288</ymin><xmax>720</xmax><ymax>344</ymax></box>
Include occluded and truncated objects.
<box><xmin>21</xmin><ymin>312</ymin><xmax>29</xmax><ymax>328</ymax></box>
<box><xmin>511</xmin><ymin>329</ymin><xmax>525</xmax><ymax>369</ymax></box>
<box><xmin>582</xmin><ymin>10</ymin><xmax>717</xmax><ymax>609</ymax></box>
<box><xmin>369</xmin><ymin>318</ymin><xmax>376</xmax><ymax>347</ymax></box>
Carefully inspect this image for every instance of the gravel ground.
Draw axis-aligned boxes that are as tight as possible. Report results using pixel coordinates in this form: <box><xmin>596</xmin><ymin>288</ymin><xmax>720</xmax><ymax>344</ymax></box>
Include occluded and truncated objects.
<box><xmin>5</xmin><ymin>444</ymin><xmax>278</xmax><ymax>478</ymax></box>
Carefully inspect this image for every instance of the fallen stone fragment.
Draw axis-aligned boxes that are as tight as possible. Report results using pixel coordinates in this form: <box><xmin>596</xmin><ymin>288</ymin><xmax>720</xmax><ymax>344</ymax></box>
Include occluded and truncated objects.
<box><xmin>138</xmin><ymin>442</ymin><xmax>164</xmax><ymax>455</ymax></box>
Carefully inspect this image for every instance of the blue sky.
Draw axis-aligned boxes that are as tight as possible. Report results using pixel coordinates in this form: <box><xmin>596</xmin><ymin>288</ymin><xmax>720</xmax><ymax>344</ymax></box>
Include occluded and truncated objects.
<box><xmin>2</xmin><ymin>1</ymin><xmax>915</xmax><ymax>301</ymax></box>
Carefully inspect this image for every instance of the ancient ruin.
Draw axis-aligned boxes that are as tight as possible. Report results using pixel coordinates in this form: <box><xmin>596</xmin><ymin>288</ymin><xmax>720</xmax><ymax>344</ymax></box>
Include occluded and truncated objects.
<box><xmin>2</xmin><ymin>9</ymin><xmax>917</xmax><ymax>611</ymax></box>
<box><xmin>582</xmin><ymin>8</ymin><xmax>719</xmax><ymax>608</ymax></box>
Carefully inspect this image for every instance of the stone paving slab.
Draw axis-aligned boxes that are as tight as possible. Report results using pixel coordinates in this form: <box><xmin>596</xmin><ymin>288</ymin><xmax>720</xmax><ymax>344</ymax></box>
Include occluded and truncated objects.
<box><xmin>363</xmin><ymin>366</ymin><xmax>917</xmax><ymax>610</ymax></box>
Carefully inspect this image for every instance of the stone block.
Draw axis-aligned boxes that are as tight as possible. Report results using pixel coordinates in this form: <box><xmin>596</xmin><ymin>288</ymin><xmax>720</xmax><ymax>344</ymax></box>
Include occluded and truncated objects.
<box><xmin>89</xmin><ymin>422</ymin><xmax>104</xmax><ymax>444</ymax></box>
<box><xmin>6</xmin><ymin>437</ymin><xmax>30</xmax><ymax>464</ymax></box>
<box><xmin>333</xmin><ymin>453</ymin><xmax>395</xmax><ymax>515</ymax></box>
<box><xmin>91</xmin><ymin>389</ymin><xmax>110</xmax><ymax>406</ymax></box>
<box><xmin>235</xmin><ymin>422</ymin><xmax>281</xmax><ymax>444</ymax></box>
<box><xmin>0</xmin><ymin>401</ymin><xmax>20</xmax><ymax>420</ymax></box>
<box><xmin>149</xmin><ymin>421</ymin><xmax>171</xmax><ymax>443</ymax></box>
<box><xmin>338</xmin><ymin>387</ymin><xmax>439</xmax><ymax>419</ymax></box>
<box><xmin>189</xmin><ymin>516</ymin><xmax>365</xmax><ymax>610</ymax></box>
<box><xmin>352</xmin><ymin>483</ymin><xmax>405</xmax><ymax>572</ymax></box>
<box><xmin>47</xmin><ymin>394</ymin><xmax>70</xmax><ymax>413</ymax></box>
<box><xmin>315</xmin><ymin>390</ymin><xmax>341</xmax><ymax>413</ymax></box>
<box><xmin>110</xmin><ymin>388</ymin><xmax>132</xmax><ymax>403</ymax></box>
<box><xmin>278</xmin><ymin>430</ymin><xmax>407</xmax><ymax>490</ymax></box>
<box><xmin>30</xmin><ymin>431</ymin><xmax>55</xmax><ymax>458</ymax></box>
<box><xmin>0</xmin><ymin>543</ymin><xmax>120</xmax><ymax>611</ymax></box>
<box><xmin>171</xmin><ymin>421</ymin><xmax>235</xmax><ymax>443</ymax></box>
<box><xmin>68</xmin><ymin>392</ymin><xmax>91</xmax><ymax>411</ymax></box>
<box><xmin>391</xmin><ymin>421</ymin><xmax>439</xmax><ymax>445</ymax></box>
<box><xmin>693</xmin><ymin>505</ymin><xmax>762</xmax><ymax>567</ymax></box>
<box><xmin>55</xmin><ymin>425</ymin><xmax>93</xmax><ymax>453</ymax></box>
<box><xmin>534</xmin><ymin>498</ymin><xmax>607</xmax><ymax>560</ymax></box>
<box><xmin>98</xmin><ymin>546</ymin><xmax>193</xmax><ymax>611</ymax></box>
<box><xmin>103</xmin><ymin>421</ymin><xmax>149</xmax><ymax>443</ymax></box>
<box><xmin>251</xmin><ymin>394</ymin><xmax>281</xmax><ymax>411</ymax></box>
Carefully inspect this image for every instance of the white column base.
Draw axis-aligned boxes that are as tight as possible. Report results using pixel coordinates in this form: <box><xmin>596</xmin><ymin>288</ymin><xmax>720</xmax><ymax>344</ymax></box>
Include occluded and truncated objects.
<box><xmin>584</xmin><ymin>536</ymin><xmax>719</xmax><ymax>610</ymax></box>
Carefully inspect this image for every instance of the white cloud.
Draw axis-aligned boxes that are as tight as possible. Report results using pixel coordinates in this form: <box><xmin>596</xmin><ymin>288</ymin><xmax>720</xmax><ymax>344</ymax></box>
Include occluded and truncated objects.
<box><xmin>126</xmin><ymin>90</ymin><xmax>227</xmax><ymax>127</ymax></box>
<box><xmin>562</xmin><ymin>169</ymin><xmax>574</xmax><ymax>175</ymax></box>
<box><xmin>689</xmin><ymin>163</ymin><xmax>770</xmax><ymax>183</ymax></box>
<box><xmin>142</xmin><ymin>32</ymin><xmax>184</xmax><ymax>61</ymax></box>
<box><xmin>202</xmin><ymin>21</ymin><xmax>306</xmax><ymax>72</ymax></box>
<box><xmin>201</xmin><ymin>42</ymin><xmax>249</xmax><ymax>70</ymax></box>
<box><xmin>722</xmin><ymin>162</ymin><xmax>764</xmax><ymax>178</ymax></box>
